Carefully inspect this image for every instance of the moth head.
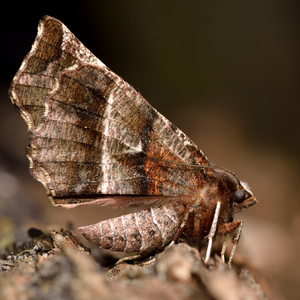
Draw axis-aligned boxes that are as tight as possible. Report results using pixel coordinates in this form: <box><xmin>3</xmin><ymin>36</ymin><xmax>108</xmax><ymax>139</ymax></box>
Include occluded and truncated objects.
<box><xmin>233</xmin><ymin>181</ymin><xmax>257</xmax><ymax>213</ymax></box>
<box><xmin>205</xmin><ymin>165</ymin><xmax>258</xmax><ymax>213</ymax></box>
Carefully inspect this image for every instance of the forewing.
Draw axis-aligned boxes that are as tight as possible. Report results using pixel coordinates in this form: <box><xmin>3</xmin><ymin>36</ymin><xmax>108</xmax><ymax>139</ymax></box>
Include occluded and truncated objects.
<box><xmin>9</xmin><ymin>16</ymin><xmax>210</xmax><ymax>207</ymax></box>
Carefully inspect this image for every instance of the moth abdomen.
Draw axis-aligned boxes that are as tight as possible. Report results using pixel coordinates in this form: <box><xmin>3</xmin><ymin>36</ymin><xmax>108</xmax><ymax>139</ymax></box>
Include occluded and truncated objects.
<box><xmin>79</xmin><ymin>204</ymin><xmax>186</xmax><ymax>253</ymax></box>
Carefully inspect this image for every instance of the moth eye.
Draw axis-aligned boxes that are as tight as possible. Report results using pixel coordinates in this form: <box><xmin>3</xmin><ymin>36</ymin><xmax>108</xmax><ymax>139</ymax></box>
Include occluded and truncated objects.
<box><xmin>234</xmin><ymin>189</ymin><xmax>245</xmax><ymax>203</ymax></box>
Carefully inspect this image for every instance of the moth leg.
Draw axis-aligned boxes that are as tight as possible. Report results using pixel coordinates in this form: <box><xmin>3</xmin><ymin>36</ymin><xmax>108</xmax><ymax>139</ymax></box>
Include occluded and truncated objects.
<box><xmin>204</xmin><ymin>201</ymin><xmax>221</xmax><ymax>264</ymax></box>
<box><xmin>154</xmin><ymin>206</ymin><xmax>192</xmax><ymax>254</ymax></box>
<box><xmin>157</xmin><ymin>207</ymin><xmax>191</xmax><ymax>251</ymax></box>
<box><xmin>171</xmin><ymin>206</ymin><xmax>193</xmax><ymax>242</ymax></box>
<box><xmin>140</xmin><ymin>206</ymin><xmax>192</xmax><ymax>263</ymax></box>
<box><xmin>166</xmin><ymin>240</ymin><xmax>175</xmax><ymax>248</ymax></box>
<box><xmin>218</xmin><ymin>220</ymin><xmax>243</xmax><ymax>266</ymax></box>
<box><xmin>228</xmin><ymin>221</ymin><xmax>243</xmax><ymax>266</ymax></box>
<box><xmin>139</xmin><ymin>257</ymin><xmax>156</xmax><ymax>267</ymax></box>
<box><xmin>220</xmin><ymin>234</ymin><xmax>229</xmax><ymax>263</ymax></box>
<box><xmin>140</xmin><ymin>210</ymin><xmax>191</xmax><ymax>266</ymax></box>
<box><xmin>115</xmin><ymin>253</ymin><xmax>156</xmax><ymax>267</ymax></box>
<box><xmin>115</xmin><ymin>253</ymin><xmax>142</xmax><ymax>265</ymax></box>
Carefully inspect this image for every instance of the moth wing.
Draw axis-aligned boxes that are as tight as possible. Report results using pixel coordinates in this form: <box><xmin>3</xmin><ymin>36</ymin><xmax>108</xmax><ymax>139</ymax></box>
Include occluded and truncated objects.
<box><xmin>10</xmin><ymin>16</ymin><xmax>210</xmax><ymax>208</ymax></box>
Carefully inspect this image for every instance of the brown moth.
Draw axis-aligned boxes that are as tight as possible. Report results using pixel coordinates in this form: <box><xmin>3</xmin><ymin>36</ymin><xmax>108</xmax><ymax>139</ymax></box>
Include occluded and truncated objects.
<box><xmin>9</xmin><ymin>16</ymin><xmax>257</xmax><ymax>265</ymax></box>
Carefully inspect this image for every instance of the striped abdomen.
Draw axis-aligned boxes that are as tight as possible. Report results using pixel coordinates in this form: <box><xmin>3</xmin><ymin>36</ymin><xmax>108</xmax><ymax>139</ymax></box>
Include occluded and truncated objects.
<box><xmin>79</xmin><ymin>203</ymin><xmax>186</xmax><ymax>253</ymax></box>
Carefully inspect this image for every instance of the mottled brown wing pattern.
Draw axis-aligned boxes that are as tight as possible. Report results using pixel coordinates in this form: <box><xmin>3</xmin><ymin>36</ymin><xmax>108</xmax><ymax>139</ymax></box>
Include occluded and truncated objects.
<box><xmin>10</xmin><ymin>16</ymin><xmax>210</xmax><ymax>207</ymax></box>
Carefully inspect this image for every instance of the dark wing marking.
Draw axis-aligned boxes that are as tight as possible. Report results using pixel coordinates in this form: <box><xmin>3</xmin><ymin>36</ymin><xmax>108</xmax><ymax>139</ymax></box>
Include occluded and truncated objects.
<box><xmin>9</xmin><ymin>16</ymin><xmax>210</xmax><ymax>207</ymax></box>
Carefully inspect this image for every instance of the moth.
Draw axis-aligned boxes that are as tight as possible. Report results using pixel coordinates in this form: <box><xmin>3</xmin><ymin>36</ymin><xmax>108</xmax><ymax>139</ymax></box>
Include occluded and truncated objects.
<box><xmin>9</xmin><ymin>16</ymin><xmax>257</xmax><ymax>265</ymax></box>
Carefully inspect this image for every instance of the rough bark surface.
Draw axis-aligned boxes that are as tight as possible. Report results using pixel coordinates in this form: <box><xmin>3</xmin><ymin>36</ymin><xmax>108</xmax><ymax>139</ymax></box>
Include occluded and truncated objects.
<box><xmin>0</xmin><ymin>228</ymin><xmax>268</xmax><ymax>300</ymax></box>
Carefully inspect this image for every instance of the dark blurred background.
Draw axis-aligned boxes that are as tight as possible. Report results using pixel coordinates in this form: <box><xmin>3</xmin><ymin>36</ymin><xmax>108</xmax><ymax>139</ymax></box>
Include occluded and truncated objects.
<box><xmin>0</xmin><ymin>1</ymin><xmax>299</xmax><ymax>299</ymax></box>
